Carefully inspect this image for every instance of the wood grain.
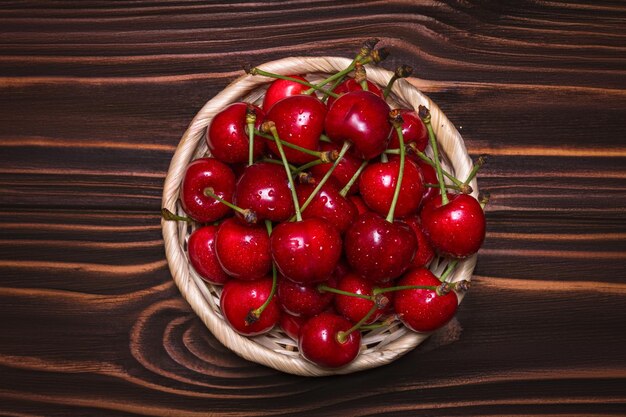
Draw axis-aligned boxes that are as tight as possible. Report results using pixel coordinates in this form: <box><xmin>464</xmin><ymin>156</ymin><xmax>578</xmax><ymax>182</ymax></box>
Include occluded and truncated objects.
<box><xmin>1</xmin><ymin>1</ymin><xmax>625</xmax><ymax>415</ymax></box>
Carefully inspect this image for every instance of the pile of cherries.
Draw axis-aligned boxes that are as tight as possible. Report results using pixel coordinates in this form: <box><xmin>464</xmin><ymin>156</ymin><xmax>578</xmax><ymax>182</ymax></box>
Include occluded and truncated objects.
<box><xmin>163</xmin><ymin>40</ymin><xmax>487</xmax><ymax>369</ymax></box>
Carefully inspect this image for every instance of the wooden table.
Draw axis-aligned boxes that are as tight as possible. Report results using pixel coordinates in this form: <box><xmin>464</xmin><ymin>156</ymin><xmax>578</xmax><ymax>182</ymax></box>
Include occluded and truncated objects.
<box><xmin>1</xmin><ymin>1</ymin><xmax>625</xmax><ymax>415</ymax></box>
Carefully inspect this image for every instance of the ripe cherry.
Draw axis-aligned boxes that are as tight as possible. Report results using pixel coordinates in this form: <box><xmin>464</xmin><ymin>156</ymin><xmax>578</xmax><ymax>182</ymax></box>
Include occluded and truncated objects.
<box><xmin>214</xmin><ymin>217</ymin><xmax>271</xmax><ymax>280</ymax></box>
<box><xmin>309</xmin><ymin>142</ymin><xmax>364</xmax><ymax>195</ymax></box>
<box><xmin>388</xmin><ymin>109</ymin><xmax>428</xmax><ymax>152</ymax></box>
<box><xmin>277</xmin><ymin>274</ymin><xmax>336</xmax><ymax>317</ymax></box>
<box><xmin>420</xmin><ymin>193</ymin><xmax>486</xmax><ymax>258</ymax></box>
<box><xmin>296</xmin><ymin>178</ymin><xmax>357</xmax><ymax>234</ymax></box>
<box><xmin>344</xmin><ymin>212</ymin><xmax>416</xmax><ymax>284</ymax></box>
<box><xmin>207</xmin><ymin>102</ymin><xmax>266</xmax><ymax>164</ymax></box>
<box><xmin>298</xmin><ymin>312</ymin><xmax>361</xmax><ymax>368</ymax></box>
<box><xmin>220</xmin><ymin>276</ymin><xmax>280</xmax><ymax>336</ymax></box>
<box><xmin>263</xmin><ymin>75</ymin><xmax>310</xmax><ymax>111</ymax></box>
<box><xmin>271</xmin><ymin>218</ymin><xmax>342</xmax><ymax>285</ymax></box>
<box><xmin>265</xmin><ymin>95</ymin><xmax>327</xmax><ymax>164</ymax></box>
<box><xmin>334</xmin><ymin>273</ymin><xmax>389</xmax><ymax>325</ymax></box>
<box><xmin>326</xmin><ymin>77</ymin><xmax>383</xmax><ymax>108</ymax></box>
<box><xmin>415</xmin><ymin>159</ymin><xmax>438</xmax><ymax>204</ymax></box>
<box><xmin>359</xmin><ymin>157</ymin><xmax>424</xmax><ymax>218</ymax></box>
<box><xmin>393</xmin><ymin>267</ymin><xmax>458</xmax><ymax>332</ymax></box>
<box><xmin>279</xmin><ymin>312</ymin><xmax>307</xmax><ymax>340</ymax></box>
<box><xmin>187</xmin><ymin>225</ymin><xmax>229</xmax><ymax>285</ymax></box>
<box><xmin>234</xmin><ymin>162</ymin><xmax>294</xmax><ymax>223</ymax></box>
<box><xmin>348</xmin><ymin>195</ymin><xmax>369</xmax><ymax>215</ymax></box>
<box><xmin>180</xmin><ymin>157</ymin><xmax>236</xmax><ymax>223</ymax></box>
<box><xmin>325</xmin><ymin>90</ymin><xmax>392</xmax><ymax>160</ymax></box>
<box><xmin>402</xmin><ymin>216</ymin><xmax>435</xmax><ymax>268</ymax></box>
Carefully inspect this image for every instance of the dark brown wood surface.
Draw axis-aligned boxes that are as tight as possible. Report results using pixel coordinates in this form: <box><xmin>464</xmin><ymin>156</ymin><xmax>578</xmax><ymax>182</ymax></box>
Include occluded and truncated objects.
<box><xmin>1</xmin><ymin>1</ymin><xmax>625</xmax><ymax>415</ymax></box>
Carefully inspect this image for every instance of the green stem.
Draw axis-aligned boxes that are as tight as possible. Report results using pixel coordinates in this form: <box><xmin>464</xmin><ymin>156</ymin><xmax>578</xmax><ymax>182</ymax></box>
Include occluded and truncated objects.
<box><xmin>420</xmin><ymin>106</ymin><xmax>449</xmax><ymax>205</ymax></box>
<box><xmin>339</xmin><ymin>159</ymin><xmax>368</xmax><ymax>197</ymax></box>
<box><xmin>255</xmin><ymin>129</ymin><xmax>323</xmax><ymax>158</ymax></box>
<box><xmin>246</xmin><ymin>105</ymin><xmax>256</xmax><ymax>166</ymax></box>
<box><xmin>383</xmin><ymin>74</ymin><xmax>398</xmax><ymax>99</ymax></box>
<box><xmin>317</xmin><ymin>284</ymin><xmax>373</xmax><ymax>301</ymax></box>
<box><xmin>203</xmin><ymin>187</ymin><xmax>258</xmax><ymax>224</ymax></box>
<box><xmin>336</xmin><ymin>304</ymin><xmax>378</xmax><ymax>344</ymax></box>
<box><xmin>373</xmin><ymin>285</ymin><xmax>439</xmax><ymax>295</ymax></box>
<box><xmin>386</xmin><ymin>120</ymin><xmax>406</xmax><ymax>223</ymax></box>
<box><xmin>265</xmin><ymin>123</ymin><xmax>302</xmax><ymax>221</ymax></box>
<box><xmin>319</xmin><ymin>134</ymin><xmax>332</xmax><ymax>143</ymax></box>
<box><xmin>248</xmin><ymin>68</ymin><xmax>339</xmax><ymax>98</ymax></box>
<box><xmin>303</xmin><ymin>55</ymin><xmax>374</xmax><ymax>95</ymax></box>
<box><xmin>260</xmin><ymin>157</ymin><xmax>297</xmax><ymax>172</ymax></box>
<box><xmin>464</xmin><ymin>154</ymin><xmax>487</xmax><ymax>186</ymax></box>
<box><xmin>411</xmin><ymin>148</ymin><xmax>464</xmax><ymax>187</ymax></box>
<box><xmin>161</xmin><ymin>208</ymin><xmax>192</xmax><ymax>223</ymax></box>
<box><xmin>439</xmin><ymin>259</ymin><xmax>459</xmax><ymax>283</ymax></box>
<box><xmin>250</xmin><ymin>241</ymin><xmax>277</xmax><ymax>322</ymax></box>
<box><xmin>292</xmin><ymin>158</ymin><xmax>325</xmax><ymax>175</ymax></box>
<box><xmin>424</xmin><ymin>183</ymin><xmax>471</xmax><ymax>193</ymax></box>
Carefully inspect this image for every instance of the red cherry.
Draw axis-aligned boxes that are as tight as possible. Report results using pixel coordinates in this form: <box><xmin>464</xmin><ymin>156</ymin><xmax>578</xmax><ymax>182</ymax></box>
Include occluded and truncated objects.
<box><xmin>309</xmin><ymin>142</ymin><xmax>364</xmax><ymax>195</ymax></box>
<box><xmin>415</xmin><ymin>160</ymin><xmax>438</xmax><ymax>204</ymax></box>
<box><xmin>326</xmin><ymin>77</ymin><xmax>383</xmax><ymax>108</ymax></box>
<box><xmin>187</xmin><ymin>225</ymin><xmax>229</xmax><ymax>285</ymax></box>
<box><xmin>298</xmin><ymin>312</ymin><xmax>361</xmax><ymax>368</ymax></box>
<box><xmin>234</xmin><ymin>162</ymin><xmax>294</xmax><ymax>222</ymax></box>
<box><xmin>180</xmin><ymin>157</ymin><xmax>236</xmax><ymax>223</ymax></box>
<box><xmin>348</xmin><ymin>195</ymin><xmax>369</xmax><ymax>216</ymax></box>
<box><xmin>359</xmin><ymin>158</ymin><xmax>424</xmax><ymax>218</ymax></box>
<box><xmin>220</xmin><ymin>276</ymin><xmax>280</xmax><ymax>336</ymax></box>
<box><xmin>265</xmin><ymin>95</ymin><xmax>327</xmax><ymax>164</ymax></box>
<box><xmin>402</xmin><ymin>216</ymin><xmax>435</xmax><ymax>268</ymax></box>
<box><xmin>344</xmin><ymin>212</ymin><xmax>416</xmax><ymax>284</ymax></box>
<box><xmin>394</xmin><ymin>268</ymin><xmax>458</xmax><ymax>332</ymax></box>
<box><xmin>279</xmin><ymin>312</ymin><xmax>307</xmax><ymax>340</ymax></box>
<box><xmin>325</xmin><ymin>90</ymin><xmax>392</xmax><ymax>160</ymax></box>
<box><xmin>420</xmin><ymin>193</ymin><xmax>486</xmax><ymax>258</ymax></box>
<box><xmin>263</xmin><ymin>75</ymin><xmax>310</xmax><ymax>111</ymax></box>
<box><xmin>388</xmin><ymin>109</ymin><xmax>428</xmax><ymax>152</ymax></box>
<box><xmin>207</xmin><ymin>102</ymin><xmax>266</xmax><ymax>164</ymax></box>
<box><xmin>334</xmin><ymin>273</ymin><xmax>389</xmax><ymax>325</ymax></box>
<box><xmin>296</xmin><ymin>179</ymin><xmax>357</xmax><ymax>234</ymax></box>
<box><xmin>271</xmin><ymin>218</ymin><xmax>342</xmax><ymax>285</ymax></box>
<box><xmin>214</xmin><ymin>217</ymin><xmax>271</xmax><ymax>280</ymax></box>
<box><xmin>277</xmin><ymin>274</ymin><xmax>336</xmax><ymax>317</ymax></box>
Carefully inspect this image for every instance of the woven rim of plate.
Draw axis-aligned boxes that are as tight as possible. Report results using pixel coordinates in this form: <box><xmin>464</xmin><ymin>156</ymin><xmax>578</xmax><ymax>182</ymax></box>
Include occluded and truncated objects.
<box><xmin>161</xmin><ymin>56</ymin><xmax>478</xmax><ymax>376</ymax></box>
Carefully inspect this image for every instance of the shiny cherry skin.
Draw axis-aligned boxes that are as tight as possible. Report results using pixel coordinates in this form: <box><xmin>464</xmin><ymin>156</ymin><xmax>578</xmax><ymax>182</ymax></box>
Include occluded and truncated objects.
<box><xmin>298</xmin><ymin>312</ymin><xmax>361</xmax><ymax>368</ymax></box>
<box><xmin>334</xmin><ymin>273</ymin><xmax>390</xmax><ymax>325</ymax></box>
<box><xmin>401</xmin><ymin>216</ymin><xmax>435</xmax><ymax>268</ymax></box>
<box><xmin>325</xmin><ymin>90</ymin><xmax>392</xmax><ymax>160</ymax></box>
<box><xmin>344</xmin><ymin>212</ymin><xmax>416</xmax><ymax>284</ymax></box>
<box><xmin>279</xmin><ymin>311</ymin><xmax>307</xmax><ymax>340</ymax></box>
<box><xmin>296</xmin><ymin>178</ymin><xmax>357</xmax><ymax>234</ymax></box>
<box><xmin>207</xmin><ymin>102</ymin><xmax>266</xmax><ymax>164</ymax></box>
<box><xmin>348</xmin><ymin>195</ymin><xmax>369</xmax><ymax>216</ymax></box>
<box><xmin>234</xmin><ymin>162</ymin><xmax>294</xmax><ymax>222</ymax></box>
<box><xmin>420</xmin><ymin>193</ymin><xmax>486</xmax><ymax>258</ymax></box>
<box><xmin>271</xmin><ymin>218</ymin><xmax>342</xmax><ymax>285</ymax></box>
<box><xmin>214</xmin><ymin>218</ymin><xmax>271</xmax><ymax>280</ymax></box>
<box><xmin>359</xmin><ymin>158</ymin><xmax>424</xmax><ymax>218</ymax></box>
<box><xmin>394</xmin><ymin>267</ymin><xmax>458</xmax><ymax>332</ymax></box>
<box><xmin>277</xmin><ymin>274</ymin><xmax>336</xmax><ymax>317</ymax></box>
<box><xmin>388</xmin><ymin>109</ymin><xmax>428</xmax><ymax>152</ymax></box>
<box><xmin>266</xmin><ymin>95</ymin><xmax>327</xmax><ymax>164</ymax></box>
<box><xmin>220</xmin><ymin>276</ymin><xmax>280</xmax><ymax>336</ymax></box>
<box><xmin>187</xmin><ymin>225</ymin><xmax>229</xmax><ymax>285</ymax></box>
<box><xmin>326</xmin><ymin>77</ymin><xmax>383</xmax><ymax>108</ymax></box>
<box><xmin>180</xmin><ymin>157</ymin><xmax>236</xmax><ymax>223</ymax></box>
<box><xmin>309</xmin><ymin>142</ymin><xmax>364</xmax><ymax>195</ymax></box>
<box><xmin>262</xmin><ymin>75</ymin><xmax>310</xmax><ymax>111</ymax></box>
<box><xmin>415</xmin><ymin>160</ymin><xmax>438</xmax><ymax>204</ymax></box>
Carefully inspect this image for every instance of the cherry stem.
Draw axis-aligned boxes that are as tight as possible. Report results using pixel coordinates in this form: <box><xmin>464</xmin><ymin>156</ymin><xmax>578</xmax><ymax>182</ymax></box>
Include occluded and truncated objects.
<box><xmin>354</xmin><ymin>62</ymin><xmax>368</xmax><ymax>91</ymax></box>
<box><xmin>292</xmin><ymin>158</ymin><xmax>325</xmax><ymax>175</ymax></box>
<box><xmin>380</xmin><ymin>152</ymin><xmax>388</xmax><ymax>163</ymax></box>
<box><xmin>203</xmin><ymin>187</ymin><xmax>258</xmax><ymax>224</ymax></box>
<box><xmin>383</xmin><ymin>64</ymin><xmax>413</xmax><ymax>99</ymax></box>
<box><xmin>255</xmin><ymin>129</ymin><xmax>324</xmax><ymax>158</ymax></box>
<box><xmin>246</xmin><ymin>105</ymin><xmax>256</xmax><ymax>166</ymax></box>
<box><xmin>339</xmin><ymin>159</ymin><xmax>368</xmax><ymax>197</ymax></box>
<box><xmin>439</xmin><ymin>259</ymin><xmax>459</xmax><ymax>283</ymax></box>
<box><xmin>406</xmin><ymin>147</ymin><xmax>465</xmax><ymax>188</ymax></box>
<box><xmin>479</xmin><ymin>192</ymin><xmax>491</xmax><ymax>209</ymax></box>
<box><xmin>161</xmin><ymin>208</ymin><xmax>192</xmax><ymax>223</ymax></box>
<box><xmin>464</xmin><ymin>154</ymin><xmax>488</xmax><ymax>186</ymax></box>
<box><xmin>386</xmin><ymin>111</ymin><xmax>406</xmax><ymax>223</ymax></box>
<box><xmin>303</xmin><ymin>55</ymin><xmax>374</xmax><ymax>96</ymax></box>
<box><xmin>317</xmin><ymin>284</ymin><xmax>373</xmax><ymax>301</ymax></box>
<box><xmin>424</xmin><ymin>183</ymin><xmax>472</xmax><ymax>194</ymax></box>
<box><xmin>336</xmin><ymin>303</ymin><xmax>378</xmax><ymax>344</ymax></box>
<box><xmin>419</xmin><ymin>106</ymin><xmax>449</xmax><ymax>206</ymax></box>
<box><xmin>246</xmin><ymin>67</ymin><xmax>339</xmax><ymax>98</ymax></box>
<box><xmin>320</xmin><ymin>134</ymin><xmax>332</xmax><ymax>143</ymax></box>
<box><xmin>292</xmin><ymin>141</ymin><xmax>351</xmax><ymax>220</ymax></box>
<box><xmin>250</xmin><ymin>223</ymin><xmax>277</xmax><ymax>322</ymax></box>
<box><xmin>373</xmin><ymin>285</ymin><xmax>438</xmax><ymax>295</ymax></box>
<box><xmin>263</xmin><ymin>121</ymin><xmax>303</xmax><ymax>222</ymax></box>
<box><xmin>260</xmin><ymin>157</ymin><xmax>297</xmax><ymax>172</ymax></box>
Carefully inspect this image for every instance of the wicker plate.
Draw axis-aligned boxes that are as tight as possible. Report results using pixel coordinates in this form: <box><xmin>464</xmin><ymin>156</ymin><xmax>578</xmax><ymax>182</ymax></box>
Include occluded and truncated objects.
<box><xmin>161</xmin><ymin>56</ymin><xmax>478</xmax><ymax>376</ymax></box>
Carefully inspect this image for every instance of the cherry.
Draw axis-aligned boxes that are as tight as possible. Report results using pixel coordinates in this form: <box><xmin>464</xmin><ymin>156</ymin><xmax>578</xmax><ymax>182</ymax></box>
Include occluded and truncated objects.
<box><xmin>326</xmin><ymin>77</ymin><xmax>383</xmax><ymax>108</ymax></box>
<box><xmin>277</xmin><ymin>274</ymin><xmax>336</xmax><ymax>317</ymax></box>
<box><xmin>234</xmin><ymin>162</ymin><xmax>294</xmax><ymax>223</ymax></box>
<box><xmin>265</xmin><ymin>95</ymin><xmax>327</xmax><ymax>164</ymax></box>
<box><xmin>348</xmin><ymin>194</ymin><xmax>369</xmax><ymax>216</ymax></box>
<box><xmin>263</xmin><ymin>75</ymin><xmax>310</xmax><ymax>111</ymax></box>
<box><xmin>344</xmin><ymin>212</ymin><xmax>416</xmax><ymax>283</ymax></box>
<box><xmin>298</xmin><ymin>312</ymin><xmax>361</xmax><ymax>368</ymax></box>
<box><xmin>215</xmin><ymin>217</ymin><xmax>271</xmax><ymax>280</ymax></box>
<box><xmin>393</xmin><ymin>267</ymin><xmax>458</xmax><ymax>332</ymax></box>
<box><xmin>401</xmin><ymin>216</ymin><xmax>435</xmax><ymax>268</ymax></box>
<box><xmin>220</xmin><ymin>276</ymin><xmax>280</xmax><ymax>336</ymax></box>
<box><xmin>180</xmin><ymin>157</ymin><xmax>236</xmax><ymax>223</ymax></box>
<box><xmin>207</xmin><ymin>102</ymin><xmax>266</xmax><ymax>164</ymax></box>
<box><xmin>420</xmin><ymin>193</ymin><xmax>486</xmax><ymax>258</ymax></box>
<box><xmin>296</xmin><ymin>178</ymin><xmax>357</xmax><ymax>234</ymax></box>
<box><xmin>309</xmin><ymin>142</ymin><xmax>364</xmax><ymax>195</ymax></box>
<box><xmin>415</xmin><ymin>159</ymin><xmax>438</xmax><ymax>204</ymax></box>
<box><xmin>187</xmin><ymin>225</ymin><xmax>229</xmax><ymax>285</ymax></box>
<box><xmin>279</xmin><ymin>312</ymin><xmax>307</xmax><ymax>340</ymax></box>
<box><xmin>359</xmin><ymin>157</ymin><xmax>424</xmax><ymax>218</ymax></box>
<box><xmin>325</xmin><ymin>90</ymin><xmax>392</xmax><ymax>160</ymax></box>
<box><xmin>270</xmin><ymin>217</ymin><xmax>342</xmax><ymax>285</ymax></box>
<box><xmin>334</xmin><ymin>273</ymin><xmax>389</xmax><ymax>325</ymax></box>
<box><xmin>388</xmin><ymin>109</ymin><xmax>428</xmax><ymax>152</ymax></box>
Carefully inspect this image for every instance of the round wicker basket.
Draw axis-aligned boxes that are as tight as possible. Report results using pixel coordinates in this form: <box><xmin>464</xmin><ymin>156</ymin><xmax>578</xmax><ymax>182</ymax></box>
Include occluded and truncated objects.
<box><xmin>161</xmin><ymin>56</ymin><xmax>478</xmax><ymax>376</ymax></box>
